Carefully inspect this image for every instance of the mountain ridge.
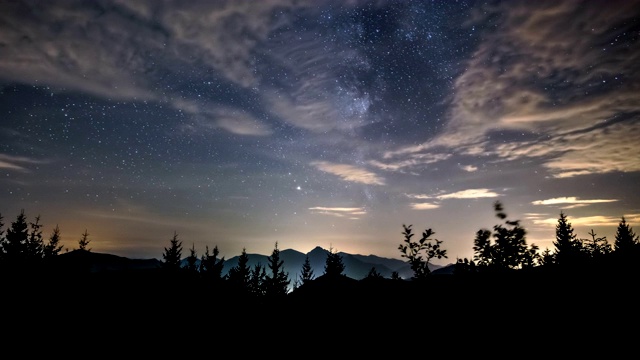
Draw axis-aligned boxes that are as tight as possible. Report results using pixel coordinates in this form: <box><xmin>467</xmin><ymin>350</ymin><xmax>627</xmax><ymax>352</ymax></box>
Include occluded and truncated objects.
<box><xmin>54</xmin><ymin>246</ymin><xmax>451</xmax><ymax>281</ymax></box>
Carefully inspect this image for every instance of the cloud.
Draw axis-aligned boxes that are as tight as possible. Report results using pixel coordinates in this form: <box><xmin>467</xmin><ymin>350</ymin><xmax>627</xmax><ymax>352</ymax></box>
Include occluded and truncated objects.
<box><xmin>310</xmin><ymin>161</ymin><xmax>385</xmax><ymax>185</ymax></box>
<box><xmin>370</xmin><ymin>153</ymin><xmax>451</xmax><ymax>172</ymax></box>
<box><xmin>410</xmin><ymin>203</ymin><xmax>440</xmax><ymax>210</ymax></box>
<box><xmin>436</xmin><ymin>188</ymin><xmax>501</xmax><ymax>200</ymax></box>
<box><xmin>309</xmin><ymin>206</ymin><xmax>366</xmax><ymax>219</ymax></box>
<box><xmin>173</xmin><ymin>100</ymin><xmax>272</xmax><ymax>136</ymax></box>
<box><xmin>532</xmin><ymin>214</ymin><xmax>640</xmax><ymax>228</ymax></box>
<box><xmin>0</xmin><ymin>153</ymin><xmax>47</xmax><ymax>171</ymax></box>
<box><xmin>460</xmin><ymin>164</ymin><xmax>478</xmax><ymax>172</ymax></box>
<box><xmin>381</xmin><ymin>1</ymin><xmax>640</xmax><ymax>178</ymax></box>
<box><xmin>532</xmin><ymin>197</ymin><xmax>618</xmax><ymax>207</ymax></box>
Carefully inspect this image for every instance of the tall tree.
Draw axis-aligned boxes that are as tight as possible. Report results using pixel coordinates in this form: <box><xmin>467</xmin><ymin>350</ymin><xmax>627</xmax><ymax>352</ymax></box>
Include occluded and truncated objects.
<box><xmin>298</xmin><ymin>254</ymin><xmax>315</xmax><ymax>285</ymax></box>
<box><xmin>185</xmin><ymin>243</ymin><xmax>199</xmax><ymax>274</ymax></box>
<box><xmin>613</xmin><ymin>216</ymin><xmax>640</xmax><ymax>271</ymax></box>
<box><xmin>398</xmin><ymin>224</ymin><xmax>447</xmax><ymax>279</ymax></box>
<box><xmin>43</xmin><ymin>224</ymin><xmax>64</xmax><ymax>259</ymax></box>
<box><xmin>264</xmin><ymin>242</ymin><xmax>290</xmax><ymax>296</ymax></box>
<box><xmin>78</xmin><ymin>229</ymin><xmax>91</xmax><ymax>251</ymax></box>
<box><xmin>199</xmin><ymin>245</ymin><xmax>225</xmax><ymax>282</ymax></box>
<box><xmin>26</xmin><ymin>215</ymin><xmax>45</xmax><ymax>262</ymax></box>
<box><xmin>248</xmin><ymin>263</ymin><xmax>266</xmax><ymax>297</ymax></box>
<box><xmin>227</xmin><ymin>248</ymin><xmax>250</xmax><ymax>292</ymax></box>
<box><xmin>2</xmin><ymin>210</ymin><xmax>29</xmax><ymax>267</ymax></box>
<box><xmin>552</xmin><ymin>211</ymin><xmax>584</xmax><ymax>267</ymax></box>
<box><xmin>323</xmin><ymin>246</ymin><xmax>345</xmax><ymax>277</ymax></box>
<box><xmin>162</xmin><ymin>231</ymin><xmax>183</xmax><ymax>271</ymax></box>
<box><xmin>473</xmin><ymin>201</ymin><xmax>538</xmax><ymax>271</ymax></box>
<box><xmin>613</xmin><ymin>216</ymin><xmax>639</xmax><ymax>255</ymax></box>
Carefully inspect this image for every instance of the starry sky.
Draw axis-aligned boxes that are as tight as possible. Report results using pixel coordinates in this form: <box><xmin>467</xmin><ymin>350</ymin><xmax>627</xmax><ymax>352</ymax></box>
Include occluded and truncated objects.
<box><xmin>1</xmin><ymin>0</ymin><xmax>639</xmax><ymax>265</ymax></box>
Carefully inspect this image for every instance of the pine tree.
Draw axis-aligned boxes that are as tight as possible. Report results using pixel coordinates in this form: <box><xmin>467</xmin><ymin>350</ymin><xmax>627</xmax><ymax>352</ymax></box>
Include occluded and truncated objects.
<box><xmin>43</xmin><ymin>224</ymin><xmax>64</xmax><ymax>259</ymax></box>
<box><xmin>582</xmin><ymin>229</ymin><xmax>611</xmax><ymax>259</ymax></box>
<box><xmin>552</xmin><ymin>211</ymin><xmax>584</xmax><ymax>267</ymax></box>
<box><xmin>613</xmin><ymin>216</ymin><xmax>639</xmax><ymax>254</ymax></box>
<box><xmin>3</xmin><ymin>210</ymin><xmax>29</xmax><ymax>267</ymax></box>
<box><xmin>185</xmin><ymin>243</ymin><xmax>199</xmax><ymax>273</ymax></box>
<box><xmin>227</xmin><ymin>248</ymin><xmax>250</xmax><ymax>292</ymax></box>
<box><xmin>199</xmin><ymin>245</ymin><xmax>225</xmax><ymax>282</ymax></box>
<box><xmin>298</xmin><ymin>254</ymin><xmax>315</xmax><ymax>285</ymax></box>
<box><xmin>248</xmin><ymin>263</ymin><xmax>266</xmax><ymax>297</ymax></box>
<box><xmin>264</xmin><ymin>242</ymin><xmax>290</xmax><ymax>296</ymax></box>
<box><xmin>78</xmin><ymin>229</ymin><xmax>91</xmax><ymax>251</ymax></box>
<box><xmin>26</xmin><ymin>215</ymin><xmax>45</xmax><ymax>262</ymax></box>
<box><xmin>162</xmin><ymin>231</ymin><xmax>183</xmax><ymax>271</ymax></box>
<box><xmin>323</xmin><ymin>246</ymin><xmax>345</xmax><ymax>277</ymax></box>
<box><xmin>613</xmin><ymin>217</ymin><xmax>639</xmax><ymax>260</ymax></box>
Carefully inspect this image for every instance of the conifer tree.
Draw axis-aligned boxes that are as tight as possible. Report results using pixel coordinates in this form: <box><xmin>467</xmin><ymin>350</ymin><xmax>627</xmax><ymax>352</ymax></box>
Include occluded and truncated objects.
<box><xmin>185</xmin><ymin>243</ymin><xmax>199</xmax><ymax>274</ymax></box>
<box><xmin>78</xmin><ymin>229</ymin><xmax>91</xmax><ymax>251</ymax></box>
<box><xmin>323</xmin><ymin>246</ymin><xmax>345</xmax><ymax>277</ymax></box>
<box><xmin>248</xmin><ymin>263</ymin><xmax>266</xmax><ymax>297</ymax></box>
<box><xmin>553</xmin><ymin>211</ymin><xmax>584</xmax><ymax>267</ymax></box>
<box><xmin>43</xmin><ymin>224</ymin><xmax>64</xmax><ymax>259</ymax></box>
<box><xmin>199</xmin><ymin>245</ymin><xmax>225</xmax><ymax>282</ymax></box>
<box><xmin>582</xmin><ymin>229</ymin><xmax>611</xmax><ymax>259</ymax></box>
<box><xmin>298</xmin><ymin>254</ymin><xmax>315</xmax><ymax>285</ymax></box>
<box><xmin>162</xmin><ymin>231</ymin><xmax>183</xmax><ymax>271</ymax></box>
<box><xmin>264</xmin><ymin>242</ymin><xmax>290</xmax><ymax>296</ymax></box>
<box><xmin>26</xmin><ymin>215</ymin><xmax>45</xmax><ymax>262</ymax></box>
<box><xmin>613</xmin><ymin>216</ymin><xmax>640</xmax><ymax>255</ymax></box>
<box><xmin>227</xmin><ymin>248</ymin><xmax>250</xmax><ymax>292</ymax></box>
<box><xmin>3</xmin><ymin>210</ymin><xmax>29</xmax><ymax>266</ymax></box>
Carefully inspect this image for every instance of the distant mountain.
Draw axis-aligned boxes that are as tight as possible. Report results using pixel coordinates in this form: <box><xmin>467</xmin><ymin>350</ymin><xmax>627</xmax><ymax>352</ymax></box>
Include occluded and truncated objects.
<box><xmin>52</xmin><ymin>249</ymin><xmax>162</xmax><ymax>272</ymax></box>
<box><xmin>49</xmin><ymin>247</ymin><xmax>447</xmax><ymax>282</ymax></box>
<box><xmin>220</xmin><ymin>246</ymin><xmax>445</xmax><ymax>284</ymax></box>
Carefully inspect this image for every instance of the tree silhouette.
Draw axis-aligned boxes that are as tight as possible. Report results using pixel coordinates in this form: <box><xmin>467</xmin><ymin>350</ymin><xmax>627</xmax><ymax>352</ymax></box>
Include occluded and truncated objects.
<box><xmin>553</xmin><ymin>211</ymin><xmax>584</xmax><ymax>267</ymax></box>
<box><xmin>614</xmin><ymin>217</ymin><xmax>639</xmax><ymax>253</ymax></box>
<box><xmin>298</xmin><ymin>254</ymin><xmax>315</xmax><ymax>285</ymax></box>
<box><xmin>26</xmin><ymin>215</ymin><xmax>44</xmax><ymax>263</ymax></box>
<box><xmin>162</xmin><ymin>231</ymin><xmax>182</xmax><ymax>271</ymax></box>
<box><xmin>323</xmin><ymin>246</ymin><xmax>345</xmax><ymax>277</ymax></box>
<box><xmin>248</xmin><ymin>263</ymin><xmax>266</xmax><ymax>297</ymax></box>
<box><xmin>264</xmin><ymin>242</ymin><xmax>290</xmax><ymax>296</ymax></box>
<box><xmin>227</xmin><ymin>248</ymin><xmax>250</xmax><ymax>292</ymax></box>
<box><xmin>185</xmin><ymin>243</ymin><xmax>199</xmax><ymax>274</ymax></box>
<box><xmin>613</xmin><ymin>217</ymin><xmax>639</xmax><ymax>266</ymax></box>
<box><xmin>473</xmin><ymin>201</ymin><xmax>538</xmax><ymax>271</ymax></box>
<box><xmin>398</xmin><ymin>224</ymin><xmax>447</xmax><ymax>280</ymax></box>
<box><xmin>78</xmin><ymin>229</ymin><xmax>91</xmax><ymax>251</ymax></box>
<box><xmin>2</xmin><ymin>210</ymin><xmax>29</xmax><ymax>268</ymax></box>
<box><xmin>365</xmin><ymin>267</ymin><xmax>383</xmax><ymax>279</ymax></box>
<box><xmin>581</xmin><ymin>229</ymin><xmax>611</xmax><ymax>260</ymax></box>
<box><xmin>199</xmin><ymin>245</ymin><xmax>225</xmax><ymax>283</ymax></box>
<box><xmin>43</xmin><ymin>224</ymin><xmax>63</xmax><ymax>259</ymax></box>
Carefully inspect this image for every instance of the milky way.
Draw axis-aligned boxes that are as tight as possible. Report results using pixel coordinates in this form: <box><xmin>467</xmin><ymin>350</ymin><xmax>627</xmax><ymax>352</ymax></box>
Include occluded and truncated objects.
<box><xmin>1</xmin><ymin>0</ymin><xmax>639</xmax><ymax>263</ymax></box>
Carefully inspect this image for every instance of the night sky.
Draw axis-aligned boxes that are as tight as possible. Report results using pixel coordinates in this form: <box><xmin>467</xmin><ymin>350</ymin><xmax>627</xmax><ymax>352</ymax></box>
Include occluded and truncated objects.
<box><xmin>1</xmin><ymin>0</ymin><xmax>639</xmax><ymax>265</ymax></box>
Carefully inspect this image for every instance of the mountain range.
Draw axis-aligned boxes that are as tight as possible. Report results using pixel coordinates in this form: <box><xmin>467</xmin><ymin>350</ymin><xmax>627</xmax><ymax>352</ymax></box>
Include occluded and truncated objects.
<box><xmin>53</xmin><ymin>246</ymin><xmax>452</xmax><ymax>282</ymax></box>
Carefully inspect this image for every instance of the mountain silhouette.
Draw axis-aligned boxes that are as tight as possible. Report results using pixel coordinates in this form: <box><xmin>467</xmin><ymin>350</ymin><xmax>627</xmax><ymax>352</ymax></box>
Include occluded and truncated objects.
<box><xmin>49</xmin><ymin>246</ymin><xmax>446</xmax><ymax>281</ymax></box>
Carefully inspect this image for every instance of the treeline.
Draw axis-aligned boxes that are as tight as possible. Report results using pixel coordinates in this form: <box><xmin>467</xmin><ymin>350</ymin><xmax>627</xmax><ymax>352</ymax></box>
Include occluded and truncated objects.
<box><xmin>1</xmin><ymin>201</ymin><xmax>639</xmax><ymax>301</ymax></box>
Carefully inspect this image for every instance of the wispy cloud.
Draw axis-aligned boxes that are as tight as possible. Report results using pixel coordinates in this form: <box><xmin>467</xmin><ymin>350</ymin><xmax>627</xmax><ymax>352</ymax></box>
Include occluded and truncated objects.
<box><xmin>309</xmin><ymin>206</ymin><xmax>366</xmax><ymax>219</ymax></box>
<box><xmin>410</xmin><ymin>202</ymin><xmax>440</xmax><ymax>210</ymax></box>
<box><xmin>407</xmin><ymin>189</ymin><xmax>501</xmax><ymax>200</ymax></box>
<box><xmin>460</xmin><ymin>164</ymin><xmax>478</xmax><ymax>172</ymax></box>
<box><xmin>532</xmin><ymin>197</ymin><xmax>618</xmax><ymax>209</ymax></box>
<box><xmin>370</xmin><ymin>153</ymin><xmax>451</xmax><ymax>172</ymax></box>
<box><xmin>0</xmin><ymin>153</ymin><xmax>47</xmax><ymax>171</ymax></box>
<box><xmin>380</xmin><ymin>1</ymin><xmax>640</xmax><ymax>178</ymax></box>
<box><xmin>532</xmin><ymin>214</ymin><xmax>640</xmax><ymax>227</ymax></box>
<box><xmin>310</xmin><ymin>161</ymin><xmax>385</xmax><ymax>185</ymax></box>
